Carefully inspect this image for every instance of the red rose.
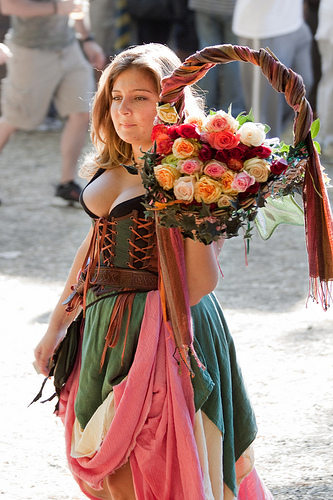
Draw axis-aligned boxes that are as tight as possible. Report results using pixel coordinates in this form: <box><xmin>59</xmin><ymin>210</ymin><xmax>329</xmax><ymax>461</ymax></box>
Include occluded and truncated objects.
<box><xmin>270</xmin><ymin>158</ymin><xmax>288</xmax><ymax>175</ymax></box>
<box><xmin>155</xmin><ymin>134</ymin><xmax>173</xmax><ymax>155</ymax></box>
<box><xmin>167</xmin><ymin>125</ymin><xmax>181</xmax><ymax>140</ymax></box>
<box><xmin>177</xmin><ymin>123</ymin><xmax>200</xmax><ymax>139</ymax></box>
<box><xmin>244</xmin><ymin>145</ymin><xmax>272</xmax><ymax>160</ymax></box>
<box><xmin>198</xmin><ymin>143</ymin><xmax>214</xmax><ymax>161</ymax></box>
<box><xmin>228</xmin><ymin>158</ymin><xmax>243</xmax><ymax>172</ymax></box>
<box><xmin>151</xmin><ymin>124</ymin><xmax>168</xmax><ymax>142</ymax></box>
<box><xmin>238</xmin><ymin>181</ymin><xmax>260</xmax><ymax>200</ymax></box>
<box><xmin>229</xmin><ymin>143</ymin><xmax>249</xmax><ymax>160</ymax></box>
<box><xmin>215</xmin><ymin>149</ymin><xmax>229</xmax><ymax>163</ymax></box>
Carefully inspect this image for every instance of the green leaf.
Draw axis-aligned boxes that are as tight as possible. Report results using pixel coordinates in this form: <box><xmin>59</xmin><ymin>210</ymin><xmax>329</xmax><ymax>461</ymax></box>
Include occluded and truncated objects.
<box><xmin>236</xmin><ymin>108</ymin><xmax>255</xmax><ymax>126</ymax></box>
<box><xmin>180</xmin><ymin>213</ymin><xmax>197</xmax><ymax>232</ymax></box>
<box><xmin>263</xmin><ymin>124</ymin><xmax>271</xmax><ymax>134</ymax></box>
<box><xmin>313</xmin><ymin>140</ymin><xmax>321</xmax><ymax>154</ymax></box>
<box><xmin>198</xmin><ymin>202</ymin><xmax>212</xmax><ymax>218</ymax></box>
<box><xmin>311</xmin><ymin>118</ymin><xmax>320</xmax><ymax>139</ymax></box>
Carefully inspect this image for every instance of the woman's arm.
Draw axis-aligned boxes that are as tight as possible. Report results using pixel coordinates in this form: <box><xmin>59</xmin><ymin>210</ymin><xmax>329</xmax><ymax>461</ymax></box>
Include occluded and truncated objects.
<box><xmin>1</xmin><ymin>0</ymin><xmax>79</xmax><ymax>18</ymax></box>
<box><xmin>75</xmin><ymin>18</ymin><xmax>106</xmax><ymax>70</ymax></box>
<box><xmin>34</xmin><ymin>225</ymin><xmax>93</xmax><ymax>376</ymax></box>
<box><xmin>184</xmin><ymin>238</ymin><xmax>224</xmax><ymax>306</ymax></box>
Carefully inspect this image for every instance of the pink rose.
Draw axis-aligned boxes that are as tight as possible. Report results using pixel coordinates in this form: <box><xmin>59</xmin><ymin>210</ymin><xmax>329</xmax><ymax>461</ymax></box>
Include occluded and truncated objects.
<box><xmin>204</xmin><ymin>160</ymin><xmax>228</xmax><ymax>179</ymax></box>
<box><xmin>173</xmin><ymin>176</ymin><xmax>196</xmax><ymax>202</ymax></box>
<box><xmin>204</xmin><ymin>110</ymin><xmax>239</xmax><ymax>133</ymax></box>
<box><xmin>231</xmin><ymin>171</ymin><xmax>256</xmax><ymax>192</ymax></box>
<box><xmin>200</xmin><ymin>131</ymin><xmax>211</xmax><ymax>144</ymax></box>
<box><xmin>178</xmin><ymin>158</ymin><xmax>203</xmax><ymax>175</ymax></box>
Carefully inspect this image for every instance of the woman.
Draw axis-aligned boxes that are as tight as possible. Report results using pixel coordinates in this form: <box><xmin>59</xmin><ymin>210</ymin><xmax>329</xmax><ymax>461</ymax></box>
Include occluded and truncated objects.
<box><xmin>34</xmin><ymin>43</ymin><xmax>269</xmax><ymax>500</ymax></box>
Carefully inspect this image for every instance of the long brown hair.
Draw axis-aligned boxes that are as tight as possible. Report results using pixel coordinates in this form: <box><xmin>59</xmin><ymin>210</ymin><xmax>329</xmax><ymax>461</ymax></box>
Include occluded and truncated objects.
<box><xmin>81</xmin><ymin>43</ymin><xmax>202</xmax><ymax>179</ymax></box>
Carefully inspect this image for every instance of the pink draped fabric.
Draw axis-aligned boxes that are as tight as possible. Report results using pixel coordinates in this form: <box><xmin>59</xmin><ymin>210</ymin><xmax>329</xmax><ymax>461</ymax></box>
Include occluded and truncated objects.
<box><xmin>58</xmin><ymin>291</ymin><xmax>205</xmax><ymax>499</ymax></box>
<box><xmin>238</xmin><ymin>468</ymin><xmax>274</xmax><ymax>499</ymax></box>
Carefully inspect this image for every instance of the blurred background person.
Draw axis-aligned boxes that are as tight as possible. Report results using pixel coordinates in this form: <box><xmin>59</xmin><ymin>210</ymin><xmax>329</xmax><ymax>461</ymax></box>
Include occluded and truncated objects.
<box><xmin>127</xmin><ymin>0</ymin><xmax>198</xmax><ymax>61</ymax></box>
<box><xmin>0</xmin><ymin>0</ymin><xmax>105</xmax><ymax>205</ymax></box>
<box><xmin>188</xmin><ymin>0</ymin><xmax>245</xmax><ymax>114</ymax></box>
<box><xmin>0</xmin><ymin>40</ymin><xmax>11</xmax><ymax>63</ymax></box>
<box><xmin>315</xmin><ymin>0</ymin><xmax>333</xmax><ymax>158</ymax></box>
<box><xmin>304</xmin><ymin>0</ymin><xmax>321</xmax><ymax>118</ymax></box>
<box><xmin>89</xmin><ymin>0</ymin><xmax>136</xmax><ymax>63</ymax></box>
<box><xmin>232</xmin><ymin>0</ymin><xmax>313</xmax><ymax>138</ymax></box>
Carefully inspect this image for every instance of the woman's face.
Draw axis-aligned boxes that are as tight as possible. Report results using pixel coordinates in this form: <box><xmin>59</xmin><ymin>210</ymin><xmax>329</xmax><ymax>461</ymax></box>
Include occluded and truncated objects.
<box><xmin>111</xmin><ymin>68</ymin><xmax>160</xmax><ymax>153</ymax></box>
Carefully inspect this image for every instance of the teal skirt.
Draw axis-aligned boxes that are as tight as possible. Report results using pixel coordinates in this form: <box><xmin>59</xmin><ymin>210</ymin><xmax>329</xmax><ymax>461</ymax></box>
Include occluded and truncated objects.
<box><xmin>74</xmin><ymin>290</ymin><xmax>257</xmax><ymax>496</ymax></box>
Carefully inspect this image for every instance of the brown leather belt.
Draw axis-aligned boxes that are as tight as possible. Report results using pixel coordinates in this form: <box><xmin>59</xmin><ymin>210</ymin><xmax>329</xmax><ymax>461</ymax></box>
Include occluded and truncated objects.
<box><xmin>91</xmin><ymin>267</ymin><xmax>158</xmax><ymax>291</ymax></box>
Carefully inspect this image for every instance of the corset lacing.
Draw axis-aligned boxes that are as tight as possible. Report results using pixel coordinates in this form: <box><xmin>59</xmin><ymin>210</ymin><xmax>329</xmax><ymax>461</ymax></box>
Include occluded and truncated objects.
<box><xmin>64</xmin><ymin>214</ymin><xmax>157</xmax><ymax>369</ymax></box>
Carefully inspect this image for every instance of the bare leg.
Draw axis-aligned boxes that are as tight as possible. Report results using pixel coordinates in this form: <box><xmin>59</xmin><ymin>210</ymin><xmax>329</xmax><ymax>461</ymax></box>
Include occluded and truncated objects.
<box><xmin>104</xmin><ymin>461</ymin><xmax>136</xmax><ymax>500</ymax></box>
<box><xmin>0</xmin><ymin>118</ymin><xmax>17</xmax><ymax>150</ymax></box>
<box><xmin>59</xmin><ymin>111</ymin><xmax>89</xmax><ymax>184</ymax></box>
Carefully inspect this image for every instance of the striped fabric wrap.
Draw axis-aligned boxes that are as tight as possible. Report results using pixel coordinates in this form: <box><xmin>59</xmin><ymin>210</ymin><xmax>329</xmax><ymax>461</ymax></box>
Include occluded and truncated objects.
<box><xmin>188</xmin><ymin>0</ymin><xmax>235</xmax><ymax>16</ymax></box>
<box><xmin>159</xmin><ymin>44</ymin><xmax>333</xmax><ymax>310</ymax></box>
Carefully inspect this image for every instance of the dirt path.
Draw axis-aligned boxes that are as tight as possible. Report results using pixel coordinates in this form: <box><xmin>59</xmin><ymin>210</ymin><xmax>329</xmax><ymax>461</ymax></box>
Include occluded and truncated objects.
<box><xmin>0</xmin><ymin>129</ymin><xmax>333</xmax><ymax>499</ymax></box>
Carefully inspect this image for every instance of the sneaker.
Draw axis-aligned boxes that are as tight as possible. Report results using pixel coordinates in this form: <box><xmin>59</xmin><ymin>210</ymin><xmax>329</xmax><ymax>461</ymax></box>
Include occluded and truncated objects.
<box><xmin>55</xmin><ymin>180</ymin><xmax>82</xmax><ymax>206</ymax></box>
<box><xmin>36</xmin><ymin>116</ymin><xmax>63</xmax><ymax>132</ymax></box>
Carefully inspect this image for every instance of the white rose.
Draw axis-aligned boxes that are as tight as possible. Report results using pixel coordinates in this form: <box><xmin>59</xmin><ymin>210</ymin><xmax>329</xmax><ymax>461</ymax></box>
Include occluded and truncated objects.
<box><xmin>173</xmin><ymin>175</ymin><xmax>196</xmax><ymax>202</ymax></box>
<box><xmin>239</xmin><ymin>122</ymin><xmax>266</xmax><ymax>147</ymax></box>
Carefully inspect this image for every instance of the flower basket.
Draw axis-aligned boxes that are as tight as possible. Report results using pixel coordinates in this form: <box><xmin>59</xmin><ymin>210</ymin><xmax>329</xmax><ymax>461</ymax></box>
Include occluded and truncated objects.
<box><xmin>141</xmin><ymin>44</ymin><xmax>333</xmax><ymax>309</ymax></box>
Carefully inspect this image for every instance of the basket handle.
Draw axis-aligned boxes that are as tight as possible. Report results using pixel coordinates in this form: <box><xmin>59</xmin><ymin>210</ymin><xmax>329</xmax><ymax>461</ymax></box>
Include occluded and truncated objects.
<box><xmin>159</xmin><ymin>44</ymin><xmax>313</xmax><ymax>147</ymax></box>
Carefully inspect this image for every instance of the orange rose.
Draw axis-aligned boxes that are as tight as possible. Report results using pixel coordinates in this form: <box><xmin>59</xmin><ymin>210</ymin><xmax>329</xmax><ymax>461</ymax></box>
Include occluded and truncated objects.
<box><xmin>172</xmin><ymin>137</ymin><xmax>198</xmax><ymax>159</ymax></box>
<box><xmin>194</xmin><ymin>175</ymin><xmax>222</xmax><ymax>204</ymax></box>
<box><xmin>185</xmin><ymin>115</ymin><xmax>204</xmax><ymax>130</ymax></box>
<box><xmin>217</xmin><ymin>194</ymin><xmax>236</xmax><ymax>208</ymax></box>
<box><xmin>154</xmin><ymin>164</ymin><xmax>180</xmax><ymax>190</ymax></box>
<box><xmin>210</xmin><ymin>130</ymin><xmax>241</xmax><ymax>150</ymax></box>
<box><xmin>220</xmin><ymin>170</ymin><xmax>238</xmax><ymax>195</ymax></box>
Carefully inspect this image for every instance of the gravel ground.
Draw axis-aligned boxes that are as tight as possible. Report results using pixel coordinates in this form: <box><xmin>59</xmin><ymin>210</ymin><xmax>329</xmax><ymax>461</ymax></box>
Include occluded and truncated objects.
<box><xmin>0</xmin><ymin>128</ymin><xmax>333</xmax><ymax>499</ymax></box>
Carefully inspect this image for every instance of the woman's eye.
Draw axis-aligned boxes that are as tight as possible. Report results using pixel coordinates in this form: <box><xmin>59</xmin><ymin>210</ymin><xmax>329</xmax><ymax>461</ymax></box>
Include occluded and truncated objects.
<box><xmin>111</xmin><ymin>96</ymin><xmax>122</xmax><ymax>101</ymax></box>
<box><xmin>135</xmin><ymin>96</ymin><xmax>147</xmax><ymax>101</ymax></box>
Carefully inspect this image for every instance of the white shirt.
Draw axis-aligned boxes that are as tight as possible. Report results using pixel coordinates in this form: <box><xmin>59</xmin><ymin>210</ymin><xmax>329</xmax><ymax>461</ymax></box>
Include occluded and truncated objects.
<box><xmin>315</xmin><ymin>0</ymin><xmax>333</xmax><ymax>44</ymax></box>
<box><xmin>232</xmin><ymin>0</ymin><xmax>304</xmax><ymax>39</ymax></box>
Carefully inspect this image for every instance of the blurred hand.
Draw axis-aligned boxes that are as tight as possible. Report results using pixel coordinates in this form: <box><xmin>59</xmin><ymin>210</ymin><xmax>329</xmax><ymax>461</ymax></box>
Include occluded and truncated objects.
<box><xmin>0</xmin><ymin>43</ymin><xmax>12</xmax><ymax>64</ymax></box>
<box><xmin>82</xmin><ymin>41</ymin><xmax>106</xmax><ymax>70</ymax></box>
<box><xmin>57</xmin><ymin>0</ymin><xmax>82</xmax><ymax>16</ymax></box>
<box><xmin>34</xmin><ymin>330</ymin><xmax>64</xmax><ymax>376</ymax></box>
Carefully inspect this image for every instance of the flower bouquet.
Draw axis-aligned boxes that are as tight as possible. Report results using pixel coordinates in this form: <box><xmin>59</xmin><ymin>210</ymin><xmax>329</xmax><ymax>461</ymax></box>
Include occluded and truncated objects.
<box><xmin>140</xmin><ymin>44</ymin><xmax>333</xmax><ymax>309</ymax></box>
<box><xmin>141</xmin><ymin>106</ymin><xmax>310</xmax><ymax>244</ymax></box>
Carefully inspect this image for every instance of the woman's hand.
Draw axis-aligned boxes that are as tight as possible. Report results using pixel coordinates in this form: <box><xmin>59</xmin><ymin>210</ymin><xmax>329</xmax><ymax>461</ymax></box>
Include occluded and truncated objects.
<box><xmin>82</xmin><ymin>40</ymin><xmax>106</xmax><ymax>70</ymax></box>
<box><xmin>34</xmin><ymin>328</ymin><xmax>65</xmax><ymax>376</ymax></box>
<box><xmin>33</xmin><ymin>226</ymin><xmax>93</xmax><ymax>376</ymax></box>
<box><xmin>184</xmin><ymin>237</ymin><xmax>221</xmax><ymax>306</ymax></box>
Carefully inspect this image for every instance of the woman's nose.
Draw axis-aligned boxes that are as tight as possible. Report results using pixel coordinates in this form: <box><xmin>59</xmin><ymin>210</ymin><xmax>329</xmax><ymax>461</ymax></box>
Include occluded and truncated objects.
<box><xmin>118</xmin><ymin>98</ymin><xmax>131</xmax><ymax>115</ymax></box>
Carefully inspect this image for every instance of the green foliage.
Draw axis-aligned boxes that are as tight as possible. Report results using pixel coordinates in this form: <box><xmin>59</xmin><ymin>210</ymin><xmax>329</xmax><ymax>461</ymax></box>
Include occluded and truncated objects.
<box><xmin>236</xmin><ymin>108</ymin><xmax>255</xmax><ymax>126</ymax></box>
<box><xmin>311</xmin><ymin>118</ymin><xmax>320</xmax><ymax>139</ymax></box>
<box><xmin>313</xmin><ymin>141</ymin><xmax>321</xmax><ymax>154</ymax></box>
